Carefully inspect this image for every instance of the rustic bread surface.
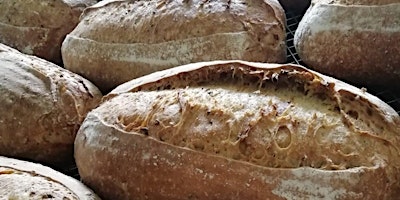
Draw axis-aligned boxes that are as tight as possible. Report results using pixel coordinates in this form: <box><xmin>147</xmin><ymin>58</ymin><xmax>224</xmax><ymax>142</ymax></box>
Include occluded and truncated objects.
<box><xmin>0</xmin><ymin>156</ymin><xmax>100</xmax><ymax>199</ymax></box>
<box><xmin>294</xmin><ymin>0</ymin><xmax>400</xmax><ymax>87</ymax></box>
<box><xmin>0</xmin><ymin>0</ymin><xmax>96</xmax><ymax>64</ymax></box>
<box><xmin>0</xmin><ymin>43</ymin><xmax>102</xmax><ymax>166</ymax></box>
<box><xmin>75</xmin><ymin>60</ymin><xmax>400</xmax><ymax>199</ymax></box>
<box><xmin>62</xmin><ymin>0</ymin><xmax>286</xmax><ymax>92</ymax></box>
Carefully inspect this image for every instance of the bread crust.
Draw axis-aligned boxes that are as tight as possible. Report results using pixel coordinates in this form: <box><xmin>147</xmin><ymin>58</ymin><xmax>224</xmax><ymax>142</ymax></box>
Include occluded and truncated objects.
<box><xmin>0</xmin><ymin>156</ymin><xmax>100</xmax><ymax>199</ymax></box>
<box><xmin>75</xmin><ymin>60</ymin><xmax>400</xmax><ymax>199</ymax></box>
<box><xmin>0</xmin><ymin>0</ymin><xmax>96</xmax><ymax>64</ymax></box>
<box><xmin>294</xmin><ymin>1</ymin><xmax>400</xmax><ymax>87</ymax></box>
<box><xmin>61</xmin><ymin>0</ymin><xmax>286</xmax><ymax>92</ymax></box>
<box><xmin>0</xmin><ymin>43</ymin><xmax>102</xmax><ymax>166</ymax></box>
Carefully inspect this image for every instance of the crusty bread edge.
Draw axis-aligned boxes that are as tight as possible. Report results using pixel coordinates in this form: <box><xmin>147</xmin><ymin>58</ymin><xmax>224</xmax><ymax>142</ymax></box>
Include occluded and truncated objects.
<box><xmin>0</xmin><ymin>156</ymin><xmax>100</xmax><ymax>199</ymax></box>
<box><xmin>108</xmin><ymin>60</ymin><xmax>399</xmax><ymax>121</ymax></box>
<box><xmin>80</xmin><ymin>60</ymin><xmax>400</xmax><ymax>199</ymax></box>
<box><xmin>75</xmin><ymin>112</ymin><xmax>391</xmax><ymax>199</ymax></box>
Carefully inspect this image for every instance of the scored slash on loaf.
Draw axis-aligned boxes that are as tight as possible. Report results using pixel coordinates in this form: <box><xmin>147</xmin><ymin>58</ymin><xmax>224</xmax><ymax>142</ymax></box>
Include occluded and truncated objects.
<box><xmin>0</xmin><ymin>0</ymin><xmax>97</xmax><ymax>64</ymax></box>
<box><xmin>75</xmin><ymin>60</ymin><xmax>400</xmax><ymax>199</ymax></box>
<box><xmin>61</xmin><ymin>0</ymin><xmax>287</xmax><ymax>92</ymax></box>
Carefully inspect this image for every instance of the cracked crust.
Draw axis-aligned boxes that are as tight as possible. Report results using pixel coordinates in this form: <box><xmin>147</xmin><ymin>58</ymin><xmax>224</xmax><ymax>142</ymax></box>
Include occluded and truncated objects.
<box><xmin>0</xmin><ymin>156</ymin><xmax>100</xmax><ymax>199</ymax></box>
<box><xmin>0</xmin><ymin>0</ymin><xmax>96</xmax><ymax>64</ymax></box>
<box><xmin>61</xmin><ymin>0</ymin><xmax>286</xmax><ymax>92</ymax></box>
<box><xmin>75</xmin><ymin>60</ymin><xmax>400</xmax><ymax>199</ymax></box>
<box><xmin>294</xmin><ymin>0</ymin><xmax>400</xmax><ymax>87</ymax></box>
<box><xmin>0</xmin><ymin>43</ymin><xmax>102</xmax><ymax>166</ymax></box>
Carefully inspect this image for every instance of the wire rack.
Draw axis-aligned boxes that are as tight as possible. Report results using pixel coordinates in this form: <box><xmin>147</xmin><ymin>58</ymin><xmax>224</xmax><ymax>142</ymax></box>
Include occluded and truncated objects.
<box><xmin>60</xmin><ymin>164</ymin><xmax>80</xmax><ymax>179</ymax></box>
<box><xmin>59</xmin><ymin>10</ymin><xmax>400</xmax><ymax>179</ymax></box>
<box><xmin>285</xmin><ymin>12</ymin><xmax>305</xmax><ymax>66</ymax></box>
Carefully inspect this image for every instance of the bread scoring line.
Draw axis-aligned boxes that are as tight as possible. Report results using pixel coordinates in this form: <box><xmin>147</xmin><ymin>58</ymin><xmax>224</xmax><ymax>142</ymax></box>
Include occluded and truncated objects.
<box><xmin>64</xmin><ymin>31</ymin><xmax>251</xmax><ymax>66</ymax></box>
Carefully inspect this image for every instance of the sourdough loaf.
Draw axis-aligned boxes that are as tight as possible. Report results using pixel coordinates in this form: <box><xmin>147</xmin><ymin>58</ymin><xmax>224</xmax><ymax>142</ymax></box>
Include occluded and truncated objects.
<box><xmin>0</xmin><ymin>156</ymin><xmax>100</xmax><ymax>199</ymax></box>
<box><xmin>0</xmin><ymin>43</ymin><xmax>102</xmax><ymax>166</ymax></box>
<box><xmin>0</xmin><ymin>0</ymin><xmax>97</xmax><ymax>64</ymax></box>
<box><xmin>61</xmin><ymin>0</ymin><xmax>287</xmax><ymax>92</ymax></box>
<box><xmin>75</xmin><ymin>60</ymin><xmax>400</xmax><ymax>199</ymax></box>
<box><xmin>294</xmin><ymin>0</ymin><xmax>400</xmax><ymax>87</ymax></box>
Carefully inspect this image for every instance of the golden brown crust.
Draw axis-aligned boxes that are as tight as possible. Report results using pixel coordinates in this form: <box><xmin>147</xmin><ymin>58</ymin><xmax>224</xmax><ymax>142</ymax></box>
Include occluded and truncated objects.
<box><xmin>75</xmin><ymin>116</ymin><xmax>392</xmax><ymax>200</ymax></box>
<box><xmin>294</xmin><ymin>2</ymin><xmax>400</xmax><ymax>88</ymax></box>
<box><xmin>61</xmin><ymin>0</ymin><xmax>286</xmax><ymax>92</ymax></box>
<box><xmin>76</xmin><ymin>61</ymin><xmax>400</xmax><ymax>199</ymax></box>
<box><xmin>0</xmin><ymin>156</ymin><xmax>100</xmax><ymax>199</ymax></box>
<box><xmin>0</xmin><ymin>0</ymin><xmax>96</xmax><ymax>64</ymax></box>
<box><xmin>0</xmin><ymin>43</ymin><xmax>102</xmax><ymax>166</ymax></box>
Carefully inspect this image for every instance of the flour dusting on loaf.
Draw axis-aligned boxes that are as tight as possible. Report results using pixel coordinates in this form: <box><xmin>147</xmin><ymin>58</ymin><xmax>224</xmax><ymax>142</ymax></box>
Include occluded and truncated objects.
<box><xmin>0</xmin><ymin>43</ymin><xmax>102</xmax><ymax>166</ymax></box>
<box><xmin>75</xmin><ymin>61</ymin><xmax>400</xmax><ymax>199</ymax></box>
<box><xmin>0</xmin><ymin>167</ymin><xmax>78</xmax><ymax>199</ymax></box>
<box><xmin>62</xmin><ymin>0</ymin><xmax>286</xmax><ymax>92</ymax></box>
<box><xmin>305</xmin><ymin>4</ymin><xmax>400</xmax><ymax>34</ymax></box>
<box><xmin>0</xmin><ymin>156</ymin><xmax>100</xmax><ymax>199</ymax></box>
<box><xmin>294</xmin><ymin>0</ymin><xmax>400</xmax><ymax>87</ymax></box>
<box><xmin>0</xmin><ymin>0</ymin><xmax>96</xmax><ymax>63</ymax></box>
<box><xmin>64</xmin><ymin>31</ymin><xmax>250</xmax><ymax>68</ymax></box>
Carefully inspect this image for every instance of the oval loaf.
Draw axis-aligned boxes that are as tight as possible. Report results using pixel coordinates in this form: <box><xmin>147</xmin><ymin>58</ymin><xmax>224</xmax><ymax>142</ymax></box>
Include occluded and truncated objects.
<box><xmin>0</xmin><ymin>0</ymin><xmax>97</xmax><ymax>64</ymax></box>
<box><xmin>294</xmin><ymin>0</ymin><xmax>400</xmax><ymax>87</ymax></box>
<box><xmin>0</xmin><ymin>43</ymin><xmax>102</xmax><ymax>166</ymax></box>
<box><xmin>62</xmin><ymin>0</ymin><xmax>287</xmax><ymax>92</ymax></box>
<box><xmin>0</xmin><ymin>156</ymin><xmax>100</xmax><ymax>199</ymax></box>
<box><xmin>75</xmin><ymin>60</ymin><xmax>400</xmax><ymax>199</ymax></box>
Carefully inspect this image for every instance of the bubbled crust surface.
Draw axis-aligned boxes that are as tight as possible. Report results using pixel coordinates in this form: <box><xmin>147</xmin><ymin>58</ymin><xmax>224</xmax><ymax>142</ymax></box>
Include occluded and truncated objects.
<box><xmin>75</xmin><ymin>61</ymin><xmax>400</xmax><ymax>199</ymax></box>
<box><xmin>294</xmin><ymin>0</ymin><xmax>400</xmax><ymax>87</ymax></box>
<box><xmin>0</xmin><ymin>44</ymin><xmax>102</xmax><ymax>166</ymax></box>
<box><xmin>0</xmin><ymin>156</ymin><xmax>100</xmax><ymax>200</ymax></box>
<box><xmin>62</xmin><ymin>0</ymin><xmax>286</xmax><ymax>92</ymax></box>
<box><xmin>0</xmin><ymin>0</ymin><xmax>96</xmax><ymax>63</ymax></box>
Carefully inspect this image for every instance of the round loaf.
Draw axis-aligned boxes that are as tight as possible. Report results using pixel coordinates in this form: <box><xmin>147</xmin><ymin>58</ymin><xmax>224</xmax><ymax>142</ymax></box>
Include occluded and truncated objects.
<box><xmin>0</xmin><ymin>43</ymin><xmax>102</xmax><ymax>166</ymax></box>
<box><xmin>61</xmin><ymin>0</ymin><xmax>286</xmax><ymax>92</ymax></box>
<box><xmin>294</xmin><ymin>0</ymin><xmax>400</xmax><ymax>87</ymax></box>
<box><xmin>0</xmin><ymin>156</ymin><xmax>100</xmax><ymax>199</ymax></box>
<box><xmin>0</xmin><ymin>0</ymin><xmax>97</xmax><ymax>64</ymax></box>
<box><xmin>75</xmin><ymin>60</ymin><xmax>400</xmax><ymax>199</ymax></box>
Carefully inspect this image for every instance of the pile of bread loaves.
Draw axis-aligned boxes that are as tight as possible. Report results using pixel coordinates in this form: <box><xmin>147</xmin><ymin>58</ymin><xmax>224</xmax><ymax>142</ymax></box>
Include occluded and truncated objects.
<box><xmin>0</xmin><ymin>0</ymin><xmax>399</xmax><ymax>199</ymax></box>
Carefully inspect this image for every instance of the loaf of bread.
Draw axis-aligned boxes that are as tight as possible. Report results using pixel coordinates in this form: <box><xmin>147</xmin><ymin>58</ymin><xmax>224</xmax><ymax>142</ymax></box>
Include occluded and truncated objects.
<box><xmin>294</xmin><ymin>0</ymin><xmax>400</xmax><ymax>87</ymax></box>
<box><xmin>75</xmin><ymin>60</ymin><xmax>400</xmax><ymax>199</ymax></box>
<box><xmin>0</xmin><ymin>0</ymin><xmax>96</xmax><ymax>64</ymax></box>
<box><xmin>0</xmin><ymin>156</ymin><xmax>100</xmax><ymax>199</ymax></box>
<box><xmin>61</xmin><ymin>0</ymin><xmax>287</xmax><ymax>92</ymax></box>
<box><xmin>0</xmin><ymin>43</ymin><xmax>102</xmax><ymax>166</ymax></box>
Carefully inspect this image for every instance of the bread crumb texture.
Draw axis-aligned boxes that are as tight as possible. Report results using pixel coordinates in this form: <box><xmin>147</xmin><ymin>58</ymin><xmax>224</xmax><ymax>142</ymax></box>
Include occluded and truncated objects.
<box><xmin>100</xmin><ymin>63</ymin><xmax>400</xmax><ymax>170</ymax></box>
<box><xmin>78</xmin><ymin>62</ymin><xmax>400</xmax><ymax>199</ymax></box>
<box><xmin>0</xmin><ymin>167</ymin><xmax>78</xmax><ymax>199</ymax></box>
